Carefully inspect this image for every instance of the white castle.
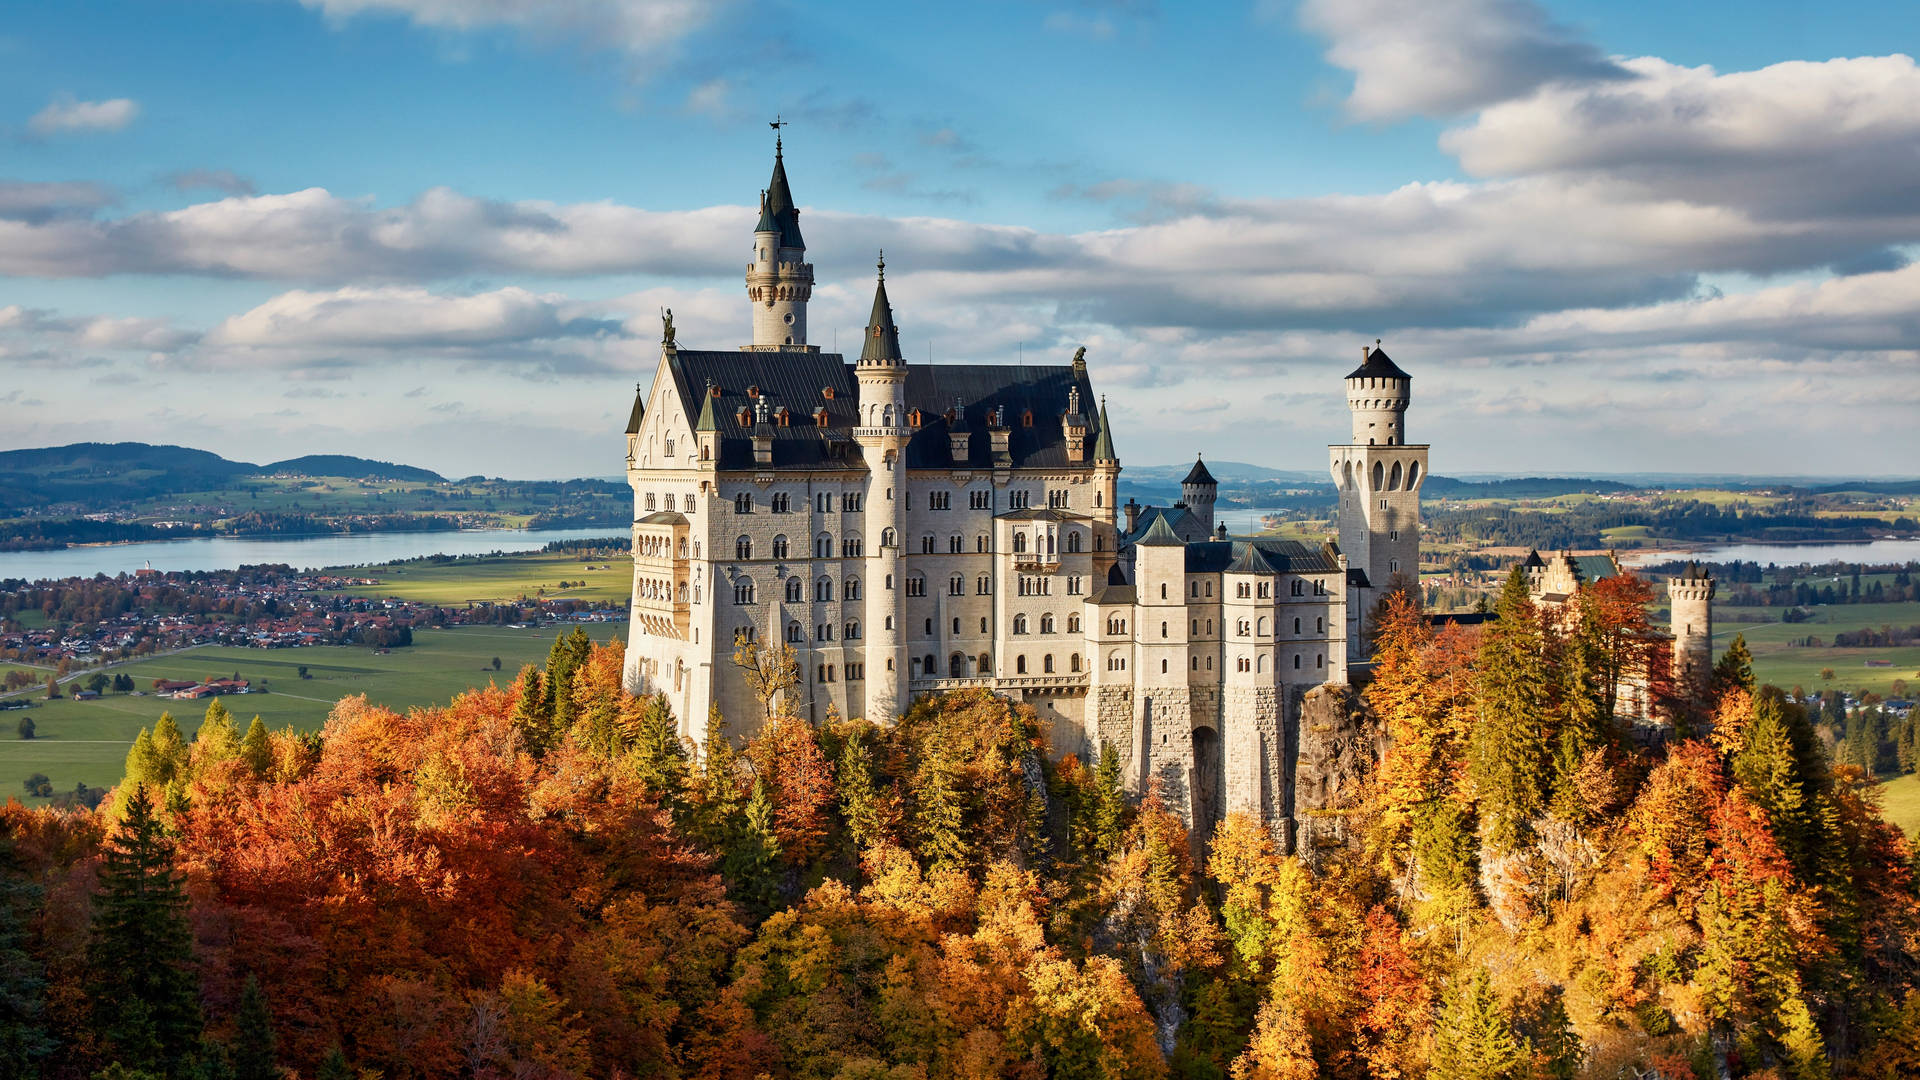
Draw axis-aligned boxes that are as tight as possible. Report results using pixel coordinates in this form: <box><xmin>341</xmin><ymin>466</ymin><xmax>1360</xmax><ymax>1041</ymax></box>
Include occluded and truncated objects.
<box><xmin>622</xmin><ymin>142</ymin><xmax>1428</xmax><ymax>836</ymax></box>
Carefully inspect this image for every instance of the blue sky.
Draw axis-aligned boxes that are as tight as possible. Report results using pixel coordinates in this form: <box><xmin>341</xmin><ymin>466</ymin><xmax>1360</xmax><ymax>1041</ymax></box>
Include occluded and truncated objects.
<box><xmin>2</xmin><ymin>0</ymin><xmax>1916</xmax><ymax>478</ymax></box>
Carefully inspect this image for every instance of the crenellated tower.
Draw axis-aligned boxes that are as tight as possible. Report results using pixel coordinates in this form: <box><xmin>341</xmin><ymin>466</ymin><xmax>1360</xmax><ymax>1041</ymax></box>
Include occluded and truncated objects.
<box><xmin>1669</xmin><ymin>564</ymin><xmax>1716</xmax><ymax>701</ymax></box>
<box><xmin>1329</xmin><ymin>342</ymin><xmax>1427</xmax><ymax>651</ymax></box>
<box><xmin>746</xmin><ymin>135</ymin><xmax>814</xmax><ymax>349</ymax></box>
<box><xmin>855</xmin><ymin>254</ymin><xmax>909</xmax><ymax>721</ymax></box>
<box><xmin>1181</xmin><ymin>455</ymin><xmax>1217</xmax><ymax>536</ymax></box>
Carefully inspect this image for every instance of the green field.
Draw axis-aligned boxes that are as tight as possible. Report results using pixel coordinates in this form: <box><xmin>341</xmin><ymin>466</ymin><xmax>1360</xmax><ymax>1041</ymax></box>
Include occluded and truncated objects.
<box><xmin>1877</xmin><ymin>774</ymin><xmax>1920</xmax><ymax>838</ymax></box>
<box><xmin>327</xmin><ymin>551</ymin><xmax>632</xmax><ymax>606</ymax></box>
<box><xmin>3</xmin><ymin>623</ymin><xmax>622</xmax><ymax>803</ymax></box>
<box><xmin>1710</xmin><ymin>600</ymin><xmax>1920</xmax><ymax>699</ymax></box>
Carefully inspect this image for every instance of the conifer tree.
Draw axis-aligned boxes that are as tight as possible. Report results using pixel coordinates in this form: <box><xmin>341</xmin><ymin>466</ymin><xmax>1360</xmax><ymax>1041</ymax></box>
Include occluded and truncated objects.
<box><xmin>1713</xmin><ymin>633</ymin><xmax>1756</xmax><ymax>697</ymax></box>
<box><xmin>0</xmin><ymin>830</ymin><xmax>54</xmax><ymax>1077</ymax></box>
<box><xmin>1089</xmin><ymin>740</ymin><xmax>1128</xmax><ymax>862</ymax></box>
<box><xmin>624</xmin><ymin>691</ymin><xmax>690</xmax><ymax>815</ymax></box>
<box><xmin>150</xmin><ymin>713</ymin><xmax>187</xmax><ymax>785</ymax></box>
<box><xmin>1470</xmin><ymin>567</ymin><xmax>1551</xmax><ymax>850</ymax></box>
<box><xmin>508</xmin><ymin>665</ymin><xmax>552</xmax><ymax>755</ymax></box>
<box><xmin>1549</xmin><ymin>599</ymin><xmax>1610</xmax><ymax>824</ymax></box>
<box><xmin>125</xmin><ymin>728</ymin><xmax>163</xmax><ymax>792</ymax></box>
<box><xmin>88</xmin><ymin>787</ymin><xmax>203</xmax><ymax>1073</ymax></box>
<box><xmin>195</xmin><ymin>699</ymin><xmax>240</xmax><ymax>769</ymax></box>
<box><xmin>238</xmin><ymin>717</ymin><xmax>273</xmax><ymax>779</ymax></box>
<box><xmin>721</xmin><ymin>778</ymin><xmax>782</xmax><ymax>918</ymax></box>
<box><xmin>230</xmin><ymin>975</ymin><xmax>277</xmax><ymax>1080</ymax></box>
<box><xmin>834</xmin><ymin>734</ymin><xmax>886</xmax><ymax>854</ymax></box>
<box><xmin>1429</xmin><ymin>969</ymin><xmax>1528</xmax><ymax>1080</ymax></box>
<box><xmin>544</xmin><ymin>627</ymin><xmax>592</xmax><ymax>733</ymax></box>
<box><xmin>913</xmin><ymin>743</ymin><xmax>970</xmax><ymax>872</ymax></box>
<box><xmin>314</xmin><ymin>1048</ymin><xmax>352</xmax><ymax>1080</ymax></box>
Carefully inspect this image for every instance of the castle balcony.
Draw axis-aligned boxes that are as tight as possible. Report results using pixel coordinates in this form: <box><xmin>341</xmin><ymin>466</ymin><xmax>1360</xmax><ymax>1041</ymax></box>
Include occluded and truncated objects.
<box><xmin>1012</xmin><ymin>552</ymin><xmax>1060</xmax><ymax>572</ymax></box>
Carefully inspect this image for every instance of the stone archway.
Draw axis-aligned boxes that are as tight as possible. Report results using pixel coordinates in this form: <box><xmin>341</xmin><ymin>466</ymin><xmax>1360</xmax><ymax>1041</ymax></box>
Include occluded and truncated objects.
<box><xmin>1189</xmin><ymin>725</ymin><xmax>1223</xmax><ymax>844</ymax></box>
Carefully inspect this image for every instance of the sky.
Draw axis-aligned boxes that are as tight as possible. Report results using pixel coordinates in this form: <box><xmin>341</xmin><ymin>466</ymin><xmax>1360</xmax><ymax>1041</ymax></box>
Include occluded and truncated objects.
<box><xmin>1</xmin><ymin>0</ymin><xmax>1916</xmax><ymax>480</ymax></box>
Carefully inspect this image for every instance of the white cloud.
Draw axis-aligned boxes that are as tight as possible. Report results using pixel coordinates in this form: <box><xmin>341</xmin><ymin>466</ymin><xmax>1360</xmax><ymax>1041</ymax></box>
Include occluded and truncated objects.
<box><xmin>298</xmin><ymin>0</ymin><xmax>716</xmax><ymax>59</ymax></box>
<box><xmin>1442</xmin><ymin>53</ymin><xmax>1920</xmax><ymax>221</ymax></box>
<box><xmin>203</xmin><ymin>285</ymin><xmax>619</xmax><ymax>350</ymax></box>
<box><xmin>27</xmin><ymin>95</ymin><xmax>140</xmax><ymax>135</ymax></box>
<box><xmin>164</xmin><ymin>169</ymin><xmax>256</xmax><ymax>196</ymax></box>
<box><xmin>1297</xmin><ymin>0</ymin><xmax>1630</xmax><ymax>119</ymax></box>
<box><xmin>684</xmin><ymin>78</ymin><xmax>732</xmax><ymax>118</ymax></box>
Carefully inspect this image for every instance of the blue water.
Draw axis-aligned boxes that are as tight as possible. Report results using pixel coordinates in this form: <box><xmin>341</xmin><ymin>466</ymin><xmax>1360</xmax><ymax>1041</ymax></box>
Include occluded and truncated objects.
<box><xmin>1620</xmin><ymin>537</ymin><xmax>1920</xmax><ymax>569</ymax></box>
<box><xmin>0</xmin><ymin>527</ymin><xmax>622</xmax><ymax>582</ymax></box>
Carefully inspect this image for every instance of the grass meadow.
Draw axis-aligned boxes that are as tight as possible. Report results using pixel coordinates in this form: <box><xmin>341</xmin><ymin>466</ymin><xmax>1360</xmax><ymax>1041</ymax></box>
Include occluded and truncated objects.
<box><xmin>1876</xmin><ymin>773</ymin><xmax>1920</xmax><ymax>839</ymax></box>
<box><xmin>326</xmin><ymin>551</ymin><xmax>632</xmax><ymax>606</ymax></box>
<box><xmin>4</xmin><ymin>623</ymin><xmax>622</xmax><ymax>803</ymax></box>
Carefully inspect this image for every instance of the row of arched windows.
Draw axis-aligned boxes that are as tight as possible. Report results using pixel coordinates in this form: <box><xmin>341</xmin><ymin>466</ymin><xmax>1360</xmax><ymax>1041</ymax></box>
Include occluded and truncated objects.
<box><xmin>1010</xmin><ymin>613</ymin><xmax>1081</xmax><ymax>635</ymax></box>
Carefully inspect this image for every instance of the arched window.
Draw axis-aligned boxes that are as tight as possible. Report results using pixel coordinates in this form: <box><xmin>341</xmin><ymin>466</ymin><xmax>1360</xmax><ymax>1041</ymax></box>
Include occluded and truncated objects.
<box><xmin>977</xmin><ymin>574</ymin><xmax>992</xmax><ymax>594</ymax></box>
<box><xmin>815</xmin><ymin>577</ymin><xmax>833</xmax><ymax>602</ymax></box>
<box><xmin>1066</xmin><ymin>531</ymin><xmax>1083</xmax><ymax>553</ymax></box>
<box><xmin>1407</xmin><ymin>461</ymin><xmax>1421</xmax><ymax>488</ymax></box>
<box><xmin>906</xmin><ymin>575</ymin><xmax>925</xmax><ymax>596</ymax></box>
<box><xmin>976</xmin><ymin>534</ymin><xmax>989</xmax><ymax>553</ymax></box>
<box><xmin>1069</xmin><ymin>653</ymin><xmax>1081</xmax><ymax>672</ymax></box>
<box><xmin>949</xmin><ymin>653</ymin><xmax>966</xmax><ymax>678</ymax></box>
<box><xmin>786</xmin><ymin>577</ymin><xmax>803</xmax><ymax>602</ymax></box>
<box><xmin>1372</xmin><ymin>461</ymin><xmax>1385</xmax><ymax>491</ymax></box>
<box><xmin>1257</xmin><ymin>617</ymin><xmax>1268</xmax><ymax>635</ymax></box>
<box><xmin>844</xmin><ymin>578</ymin><xmax>861</xmax><ymax>600</ymax></box>
<box><xmin>979</xmin><ymin>652</ymin><xmax>992</xmax><ymax>671</ymax></box>
<box><xmin>786</xmin><ymin>621</ymin><xmax>803</xmax><ymax>643</ymax></box>
<box><xmin>949</xmin><ymin>574</ymin><xmax>964</xmax><ymax>596</ymax></box>
<box><xmin>1161</xmin><ymin>659</ymin><xmax>1169</xmax><ymax>673</ymax></box>
<box><xmin>645</xmin><ymin>493</ymin><xmax>657</xmax><ymax>511</ymax></box>
<box><xmin>772</xmin><ymin>535</ymin><xmax>789</xmax><ymax>559</ymax></box>
<box><xmin>1294</xmin><ymin>617</ymin><xmax>1301</xmax><ymax>634</ymax></box>
<box><xmin>1013</xmin><ymin>614</ymin><xmax>1029</xmax><ymax>635</ymax></box>
<box><xmin>846</xmin><ymin>620</ymin><xmax>860</xmax><ymax>639</ymax></box>
<box><xmin>1161</xmin><ymin>621</ymin><xmax>1168</xmax><ymax>638</ymax></box>
<box><xmin>1040</xmin><ymin>614</ymin><xmax>1055</xmax><ymax>634</ymax></box>
<box><xmin>735</xmin><ymin>535</ymin><xmax>753</xmax><ymax>560</ymax></box>
<box><xmin>1294</xmin><ymin>654</ymin><xmax>1301</xmax><ymax>670</ymax></box>
<box><xmin>816</xmin><ymin>533</ymin><xmax>833</xmax><ymax>558</ymax></box>
<box><xmin>1291</xmin><ymin>580</ymin><xmax>1305</xmax><ymax>597</ymax></box>
<box><xmin>923</xmin><ymin>653</ymin><xmax>936</xmax><ymax>674</ymax></box>
<box><xmin>733</xmin><ymin>581</ymin><xmax>755</xmax><ymax>605</ymax></box>
<box><xmin>1043</xmin><ymin>654</ymin><xmax>1055</xmax><ymax>673</ymax></box>
<box><xmin>771</xmin><ymin>492</ymin><xmax>790</xmax><ymax>513</ymax></box>
<box><xmin>1067</xmin><ymin>613</ymin><xmax>1081</xmax><ymax>633</ymax></box>
<box><xmin>1389</xmin><ymin>460</ymin><xmax>1403</xmax><ymax>491</ymax></box>
<box><xmin>1013</xmin><ymin>532</ymin><xmax>1028</xmax><ymax>554</ymax></box>
<box><xmin>881</xmin><ymin>528</ymin><xmax>896</xmax><ymax>548</ymax></box>
<box><xmin>1016</xmin><ymin>655</ymin><xmax>1028</xmax><ymax>674</ymax></box>
<box><xmin>1109</xmin><ymin>651</ymin><xmax>1126</xmax><ymax>671</ymax></box>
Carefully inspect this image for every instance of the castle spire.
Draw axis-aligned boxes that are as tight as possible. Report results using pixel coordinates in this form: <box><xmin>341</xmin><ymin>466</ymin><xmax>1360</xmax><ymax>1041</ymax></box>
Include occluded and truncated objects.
<box><xmin>860</xmin><ymin>252</ymin><xmax>902</xmax><ymax>366</ymax></box>
<box><xmin>746</xmin><ymin>130</ymin><xmax>813</xmax><ymax>348</ymax></box>
<box><xmin>1092</xmin><ymin>395</ymin><xmax>1116</xmax><ymax>462</ymax></box>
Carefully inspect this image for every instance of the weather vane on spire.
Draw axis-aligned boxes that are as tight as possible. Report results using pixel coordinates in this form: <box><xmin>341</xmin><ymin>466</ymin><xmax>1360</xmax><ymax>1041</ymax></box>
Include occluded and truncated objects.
<box><xmin>770</xmin><ymin>115</ymin><xmax>785</xmax><ymax>152</ymax></box>
<box><xmin>876</xmin><ymin>249</ymin><xmax>885</xmax><ymax>279</ymax></box>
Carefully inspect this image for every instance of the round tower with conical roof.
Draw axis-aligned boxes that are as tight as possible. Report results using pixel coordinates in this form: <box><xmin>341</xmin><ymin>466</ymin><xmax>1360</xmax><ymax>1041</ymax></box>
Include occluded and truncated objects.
<box><xmin>1329</xmin><ymin>341</ymin><xmax>1428</xmax><ymax>653</ymax></box>
<box><xmin>855</xmin><ymin>254</ymin><xmax>909</xmax><ymax>721</ymax></box>
<box><xmin>1669</xmin><ymin>563</ymin><xmax>1716</xmax><ymax>700</ymax></box>
<box><xmin>1181</xmin><ymin>455</ymin><xmax>1217</xmax><ymax>536</ymax></box>
<box><xmin>746</xmin><ymin>134</ymin><xmax>814</xmax><ymax>349</ymax></box>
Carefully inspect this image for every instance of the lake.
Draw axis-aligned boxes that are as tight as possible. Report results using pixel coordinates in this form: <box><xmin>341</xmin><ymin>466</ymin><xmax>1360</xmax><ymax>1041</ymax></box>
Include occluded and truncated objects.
<box><xmin>1620</xmin><ymin>537</ymin><xmax>1920</xmax><ymax>569</ymax></box>
<box><xmin>0</xmin><ymin>527</ymin><xmax>625</xmax><ymax>582</ymax></box>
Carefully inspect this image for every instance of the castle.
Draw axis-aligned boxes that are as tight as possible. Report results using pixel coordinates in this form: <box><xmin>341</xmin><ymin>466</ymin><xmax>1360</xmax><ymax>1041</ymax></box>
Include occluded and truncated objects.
<box><xmin>622</xmin><ymin>141</ymin><xmax>1425</xmax><ymax>839</ymax></box>
<box><xmin>1523</xmin><ymin>549</ymin><xmax>1717</xmax><ymax>713</ymax></box>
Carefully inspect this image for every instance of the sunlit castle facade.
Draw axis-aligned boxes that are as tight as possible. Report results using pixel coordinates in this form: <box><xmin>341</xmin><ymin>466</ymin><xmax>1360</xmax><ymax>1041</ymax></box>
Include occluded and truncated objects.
<box><xmin>621</xmin><ymin>141</ymin><xmax>1425</xmax><ymax>836</ymax></box>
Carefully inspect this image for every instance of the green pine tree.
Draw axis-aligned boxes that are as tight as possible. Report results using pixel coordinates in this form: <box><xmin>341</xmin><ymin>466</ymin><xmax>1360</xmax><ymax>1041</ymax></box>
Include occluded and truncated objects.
<box><xmin>124</xmin><ymin>728</ymin><xmax>164</xmax><ymax>792</ymax></box>
<box><xmin>1429</xmin><ymin>969</ymin><xmax>1529</xmax><ymax>1080</ymax></box>
<box><xmin>1549</xmin><ymin>600</ymin><xmax>1610</xmax><ymax>824</ymax></box>
<box><xmin>195</xmin><ymin>700</ymin><xmax>240</xmax><ymax>770</ymax></box>
<box><xmin>1470</xmin><ymin>566</ymin><xmax>1551</xmax><ymax>851</ymax></box>
<box><xmin>1713</xmin><ymin>634</ymin><xmax>1756</xmax><ymax>697</ymax></box>
<box><xmin>314</xmin><ymin>1047</ymin><xmax>352</xmax><ymax>1080</ymax></box>
<box><xmin>544</xmin><ymin>627</ymin><xmax>593</xmax><ymax>735</ymax></box>
<box><xmin>835</xmin><ymin>734</ymin><xmax>886</xmax><ymax>854</ymax></box>
<box><xmin>691</xmin><ymin>707</ymin><xmax>745</xmax><ymax>851</ymax></box>
<box><xmin>1072</xmin><ymin>740</ymin><xmax>1128</xmax><ymax>865</ymax></box>
<box><xmin>88</xmin><ymin>788</ymin><xmax>203</xmax><ymax>1074</ymax></box>
<box><xmin>507</xmin><ymin>665</ymin><xmax>552</xmax><ymax>755</ymax></box>
<box><xmin>238</xmin><ymin>718</ymin><xmax>272</xmax><ymax>779</ymax></box>
<box><xmin>721</xmin><ymin>779</ymin><xmax>782</xmax><ymax>919</ymax></box>
<box><xmin>230</xmin><ymin>975</ymin><xmax>276</xmax><ymax>1080</ymax></box>
<box><xmin>1731</xmin><ymin>692</ymin><xmax>1823</xmax><ymax>874</ymax></box>
<box><xmin>150</xmin><ymin>714</ymin><xmax>187</xmax><ymax>786</ymax></box>
<box><xmin>0</xmin><ymin>828</ymin><xmax>55</xmax><ymax>1078</ymax></box>
<box><xmin>625</xmin><ymin>692</ymin><xmax>689</xmax><ymax>816</ymax></box>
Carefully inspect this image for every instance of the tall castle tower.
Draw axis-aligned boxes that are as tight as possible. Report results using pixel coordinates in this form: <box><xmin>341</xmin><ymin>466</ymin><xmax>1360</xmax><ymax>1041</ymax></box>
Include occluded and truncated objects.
<box><xmin>1329</xmin><ymin>342</ymin><xmax>1427</xmax><ymax>648</ymax></box>
<box><xmin>746</xmin><ymin>134</ymin><xmax>814</xmax><ymax>349</ymax></box>
<box><xmin>855</xmin><ymin>255</ymin><xmax>910</xmax><ymax>721</ymax></box>
<box><xmin>1669</xmin><ymin>564</ymin><xmax>1716</xmax><ymax>700</ymax></box>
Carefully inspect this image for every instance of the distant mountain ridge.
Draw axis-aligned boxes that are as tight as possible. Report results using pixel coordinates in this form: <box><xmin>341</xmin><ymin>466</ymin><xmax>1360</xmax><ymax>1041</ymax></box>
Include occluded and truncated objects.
<box><xmin>0</xmin><ymin>442</ymin><xmax>445</xmax><ymax>508</ymax></box>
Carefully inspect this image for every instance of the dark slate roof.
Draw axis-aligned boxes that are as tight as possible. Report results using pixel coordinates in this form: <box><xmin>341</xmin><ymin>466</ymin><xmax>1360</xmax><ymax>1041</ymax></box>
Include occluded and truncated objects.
<box><xmin>1522</xmin><ymin>549</ymin><xmax>1546</xmax><ymax>569</ymax></box>
<box><xmin>1122</xmin><ymin>505</ymin><xmax>1197</xmax><ymax>546</ymax></box>
<box><xmin>1088</xmin><ymin>583</ymin><xmax>1137</xmax><ymax>605</ymax></box>
<box><xmin>860</xmin><ymin>262</ymin><xmax>902</xmax><ymax>364</ymax></box>
<box><xmin>625</xmin><ymin>387</ymin><xmax>646</xmax><ymax>435</ymax></box>
<box><xmin>1137</xmin><ymin>514</ymin><xmax>1185</xmax><ymax>547</ymax></box>
<box><xmin>1000</xmin><ymin>508</ymin><xmax>1088</xmax><ymax>522</ymax></box>
<box><xmin>759</xmin><ymin>145</ymin><xmax>805</xmax><ymax>249</ymax></box>
<box><xmin>1571</xmin><ymin>555</ymin><xmax>1620</xmax><ymax>584</ymax></box>
<box><xmin>1675</xmin><ymin>561</ymin><xmax>1712</xmax><ymax>582</ymax></box>
<box><xmin>637</xmin><ymin>511</ymin><xmax>688</xmax><ymax>526</ymax></box>
<box><xmin>1346</xmin><ymin>345</ymin><xmax>1410</xmax><ymax>381</ymax></box>
<box><xmin>1091</xmin><ymin>397</ymin><xmax>1116</xmax><ymax>461</ymax></box>
<box><xmin>1184</xmin><ymin>539</ymin><xmax>1342</xmax><ymax>575</ymax></box>
<box><xmin>1348</xmin><ymin>568</ymin><xmax>1372</xmax><ymax>589</ymax></box>
<box><xmin>663</xmin><ymin>349</ymin><xmax>1099</xmax><ymax>473</ymax></box>
<box><xmin>1182</xmin><ymin>456</ymin><xmax>1217</xmax><ymax>486</ymax></box>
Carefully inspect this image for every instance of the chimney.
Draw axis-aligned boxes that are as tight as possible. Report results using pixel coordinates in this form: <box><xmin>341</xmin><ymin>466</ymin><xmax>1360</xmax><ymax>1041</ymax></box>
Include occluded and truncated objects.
<box><xmin>1123</xmin><ymin>498</ymin><xmax>1141</xmax><ymax>534</ymax></box>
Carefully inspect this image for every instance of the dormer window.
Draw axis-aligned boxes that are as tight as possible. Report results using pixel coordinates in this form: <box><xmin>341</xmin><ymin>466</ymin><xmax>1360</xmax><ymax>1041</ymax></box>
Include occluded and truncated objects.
<box><xmin>822</xmin><ymin>387</ymin><xmax>835</xmax><ymax>400</ymax></box>
<box><xmin>908</xmin><ymin>408</ymin><xmax>924</xmax><ymax>427</ymax></box>
<box><xmin>1021</xmin><ymin>410</ymin><xmax>1034</xmax><ymax>427</ymax></box>
<box><xmin>737</xmin><ymin>407</ymin><xmax>752</xmax><ymax>425</ymax></box>
<box><xmin>747</xmin><ymin>385</ymin><xmax>760</xmax><ymax>399</ymax></box>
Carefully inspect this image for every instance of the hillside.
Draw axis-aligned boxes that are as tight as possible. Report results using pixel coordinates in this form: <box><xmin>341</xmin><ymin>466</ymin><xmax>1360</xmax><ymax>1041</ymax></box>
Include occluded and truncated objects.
<box><xmin>0</xmin><ymin>442</ymin><xmax>446</xmax><ymax>508</ymax></box>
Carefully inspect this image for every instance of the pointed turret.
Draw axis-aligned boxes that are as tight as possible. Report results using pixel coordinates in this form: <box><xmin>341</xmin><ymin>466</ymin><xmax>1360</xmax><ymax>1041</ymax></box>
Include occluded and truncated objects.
<box><xmin>747</xmin><ymin>134</ymin><xmax>813</xmax><ymax>348</ymax></box>
<box><xmin>694</xmin><ymin>380</ymin><xmax>718</xmax><ymax>432</ymax></box>
<box><xmin>859</xmin><ymin>253</ymin><xmax>903</xmax><ymax>366</ymax></box>
<box><xmin>625</xmin><ymin>382</ymin><xmax>646</xmax><ymax>435</ymax></box>
<box><xmin>1092</xmin><ymin>396</ymin><xmax>1117</xmax><ymax>463</ymax></box>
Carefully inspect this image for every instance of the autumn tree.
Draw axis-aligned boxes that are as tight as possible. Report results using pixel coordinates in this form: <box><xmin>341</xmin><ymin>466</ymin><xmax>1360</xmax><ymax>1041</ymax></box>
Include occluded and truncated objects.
<box><xmin>731</xmin><ymin>634</ymin><xmax>800</xmax><ymax>722</ymax></box>
<box><xmin>507</xmin><ymin>664</ymin><xmax>552</xmax><ymax>755</ymax></box>
<box><xmin>1429</xmin><ymin>969</ymin><xmax>1528</xmax><ymax>1080</ymax></box>
<box><xmin>238</xmin><ymin>716</ymin><xmax>273</xmax><ymax>778</ymax></box>
<box><xmin>544</xmin><ymin>627</ymin><xmax>593</xmax><ymax>732</ymax></box>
